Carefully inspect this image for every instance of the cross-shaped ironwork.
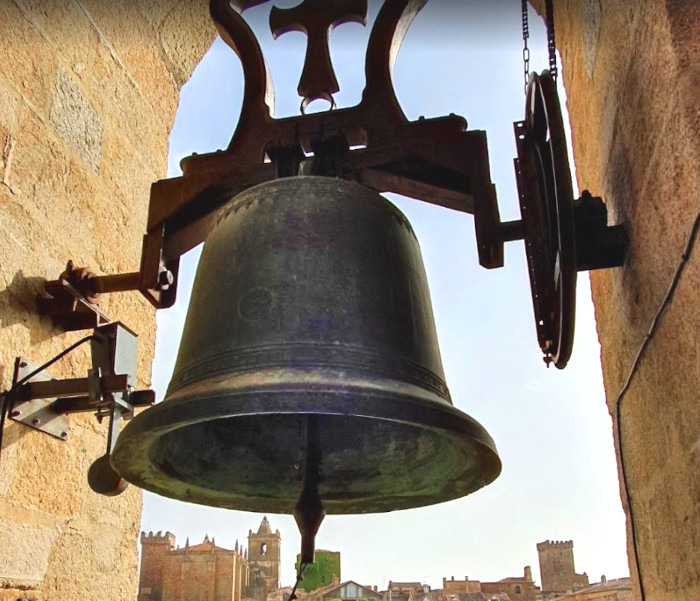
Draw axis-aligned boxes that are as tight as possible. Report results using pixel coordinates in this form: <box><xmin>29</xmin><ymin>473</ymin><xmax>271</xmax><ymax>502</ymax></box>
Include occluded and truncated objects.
<box><xmin>270</xmin><ymin>0</ymin><xmax>368</xmax><ymax>111</ymax></box>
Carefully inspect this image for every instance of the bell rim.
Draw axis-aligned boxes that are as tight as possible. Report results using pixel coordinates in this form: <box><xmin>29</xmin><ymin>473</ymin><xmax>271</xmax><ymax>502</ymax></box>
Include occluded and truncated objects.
<box><xmin>112</xmin><ymin>371</ymin><xmax>501</xmax><ymax>515</ymax></box>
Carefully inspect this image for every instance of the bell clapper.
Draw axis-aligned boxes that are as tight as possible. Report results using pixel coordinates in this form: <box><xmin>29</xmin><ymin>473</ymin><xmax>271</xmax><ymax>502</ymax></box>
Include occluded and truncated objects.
<box><xmin>293</xmin><ymin>415</ymin><xmax>326</xmax><ymax>568</ymax></box>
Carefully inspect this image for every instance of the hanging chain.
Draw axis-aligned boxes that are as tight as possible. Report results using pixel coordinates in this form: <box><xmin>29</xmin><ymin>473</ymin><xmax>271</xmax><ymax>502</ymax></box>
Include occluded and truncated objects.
<box><xmin>522</xmin><ymin>0</ymin><xmax>558</xmax><ymax>91</ymax></box>
<box><xmin>521</xmin><ymin>0</ymin><xmax>530</xmax><ymax>95</ymax></box>
<box><xmin>545</xmin><ymin>0</ymin><xmax>558</xmax><ymax>81</ymax></box>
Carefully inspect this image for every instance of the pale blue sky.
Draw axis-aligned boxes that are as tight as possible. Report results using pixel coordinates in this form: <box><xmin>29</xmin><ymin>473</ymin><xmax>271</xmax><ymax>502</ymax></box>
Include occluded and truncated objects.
<box><xmin>144</xmin><ymin>0</ymin><xmax>629</xmax><ymax>590</ymax></box>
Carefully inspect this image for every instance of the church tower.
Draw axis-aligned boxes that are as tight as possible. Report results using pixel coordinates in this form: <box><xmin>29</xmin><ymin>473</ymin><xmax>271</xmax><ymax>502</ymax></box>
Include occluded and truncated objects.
<box><xmin>248</xmin><ymin>516</ymin><xmax>281</xmax><ymax>592</ymax></box>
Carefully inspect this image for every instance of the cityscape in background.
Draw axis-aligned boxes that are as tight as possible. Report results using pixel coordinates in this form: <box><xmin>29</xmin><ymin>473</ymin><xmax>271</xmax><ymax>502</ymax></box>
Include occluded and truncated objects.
<box><xmin>137</xmin><ymin>517</ymin><xmax>631</xmax><ymax>601</ymax></box>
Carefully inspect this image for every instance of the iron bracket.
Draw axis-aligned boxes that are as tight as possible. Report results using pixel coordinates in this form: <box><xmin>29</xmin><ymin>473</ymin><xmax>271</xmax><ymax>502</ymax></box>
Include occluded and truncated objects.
<box><xmin>7</xmin><ymin>323</ymin><xmax>154</xmax><ymax>441</ymax></box>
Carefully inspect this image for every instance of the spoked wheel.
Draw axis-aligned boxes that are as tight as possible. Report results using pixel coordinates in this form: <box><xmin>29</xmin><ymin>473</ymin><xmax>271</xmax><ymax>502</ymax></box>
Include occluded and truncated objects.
<box><xmin>514</xmin><ymin>70</ymin><xmax>576</xmax><ymax>368</ymax></box>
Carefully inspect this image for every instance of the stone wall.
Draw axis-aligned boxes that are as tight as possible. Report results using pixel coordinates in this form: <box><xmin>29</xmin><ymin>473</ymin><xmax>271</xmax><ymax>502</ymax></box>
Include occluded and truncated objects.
<box><xmin>537</xmin><ymin>540</ymin><xmax>587</xmax><ymax>594</ymax></box>
<box><xmin>531</xmin><ymin>1</ymin><xmax>700</xmax><ymax>600</ymax></box>
<box><xmin>481</xmin><ymin>581</ymin><xmax>537</xmax><ymax>601</ymax></box>
<box><xmin>443</xmin><ymin>577</ymin><xmax>482</xmax><ymax>595</ymax></box>
<box><xmin>0</xmin><ymin>1</ymin><xmax>214</xmax><ymax>600</ymax></box>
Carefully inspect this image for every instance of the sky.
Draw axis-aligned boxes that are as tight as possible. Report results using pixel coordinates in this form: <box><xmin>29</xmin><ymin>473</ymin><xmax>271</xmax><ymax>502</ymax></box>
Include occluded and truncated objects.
<box><xmin>142</xmin><ymin>0</ymin><xmax>629</xmax><ymax>591</ymax></box>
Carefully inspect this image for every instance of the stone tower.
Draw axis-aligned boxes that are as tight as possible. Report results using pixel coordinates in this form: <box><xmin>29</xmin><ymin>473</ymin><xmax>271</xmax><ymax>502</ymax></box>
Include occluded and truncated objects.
<box><xmin>138</xmin><ymin>531</ymin><xmax>176</xmax><ymax>601</ymax></box>
<box><xmin>247</xmin><ymin>516</ymin><xmax>282</xmax><ymax>593</ymax></box>
<box><xmin>536</xmin><ymin>540</ymin><xmax>588</xmax><ymax>593</ymax></box>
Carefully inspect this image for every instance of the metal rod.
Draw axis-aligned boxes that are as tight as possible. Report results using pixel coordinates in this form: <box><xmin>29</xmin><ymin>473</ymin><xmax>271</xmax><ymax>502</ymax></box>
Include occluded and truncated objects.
<box><xmin>293</xmin><ymin>415</ymin><xmax>326</xmax><ymax>566</ymax></box>
<box><xmin>17</xmin><ymin>374</ymin><xmax>129</xmax><ymax>401</ymax></box>
<box><xmin>89</xmin><ymin>272</ymin><xmax>141</xmax><ymax>294</ymax></box>
<box><xmin>500</xmin><ymin>219</ymin><xmax>525</xmax><ymax>242</ymax></box>
<box><xmin>51</xmin><ymin>389</ymin><xmax>153</xmax><ymax>414</ymax></box>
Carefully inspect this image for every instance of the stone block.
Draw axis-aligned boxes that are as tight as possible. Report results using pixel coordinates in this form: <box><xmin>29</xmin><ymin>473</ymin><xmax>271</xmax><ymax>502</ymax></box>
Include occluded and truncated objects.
<box><xmin>49</xmin><ymin>68</ymin><xmax>103</xmax><ymax>171</ymax></box>
<box><xmin>0</xmin><ymin>521</ymin><xmax>58</xmax><ymax>588</ymax></box>
<box><xmin>10</xmin><ymin>0</ymin><xmax>101</xmax><ymax>71</ymax></box>
<box><xmin>88</xmin><ymin>42</ymin><xmax>169</xmax><ymax>171</ymax></box>
<box><xmin>0</xmin><ymin>1</ymin><xmax>59</xmax><ymax>119</ymax></box>
<box><xmin>156</xmin><ymin>0</ymin><xmax>217</xmax><ymax>87</ymax></box>
<box><xmin>579</xmin><ymin>0</ymin><xmax>601</xmax><ymax>80</ymax></box>
<box><xmin>0</xmin><ymin>83</ymin><xmax>18</xmax><ymax>132</ymax></box>
<box><xmin>77</xmin><ymin>0</ymin><xmax>180</xmax><ymax>124</ymax></box>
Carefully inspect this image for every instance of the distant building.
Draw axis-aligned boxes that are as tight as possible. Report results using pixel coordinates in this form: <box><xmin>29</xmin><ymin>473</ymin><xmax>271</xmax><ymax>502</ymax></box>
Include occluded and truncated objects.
<box><xmin>383</xmin><ymin>581</ymin><xmax>463</xmax><ymax>601</ymax></box>
<box><xmin>383</xmin><ymin>581</ymin><xmax>427</xmax><ymax>601</ymax></box>
<box><xmin>138</xmin><ymin>517</ymin><xmax>281</xmax><ymax>601</ymax></box>
<box><xmin>138</xmin><ymin>532</ymin><xmax>251</xmax><ymax>601</ymax></box>
<box><xmin>547</xmin><ymin>576</ymin><xmax>632</xmax><ymax>601</ymax></box>
<box><xmin>536</xmin><ymin>541</ymin><xmax>589</xmax><ymax>595</ymax></box>
<box><xmin>443</xmin><ymin>576</ymin><xmax>481</xmax><ymax>595</ymax></box>
<box><xmin>247</xmin><ymin>517</ymin><xmax>283</xmax><ymax>599</ymax></box>
<box><xmin>442</xmin><ymin>567</ymin><xmax>538</xmax><ymax>601</ymax></box>
<box><xmin>311</xmin><ymin>579</ymin><xmax>382</xmax><ymax>601</ymax></box>
<box><xmin>481</xmin><ymin>567</ymin><xmax>538</xmax><ymax>601</ymax></box>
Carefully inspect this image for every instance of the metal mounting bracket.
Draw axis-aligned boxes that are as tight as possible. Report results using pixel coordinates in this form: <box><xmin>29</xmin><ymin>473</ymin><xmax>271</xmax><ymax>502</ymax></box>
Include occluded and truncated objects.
<box><xmin>9</xmin><ymin>358</ymin><xmax>71</xmax><ymax>440</ymax></box>
<box><xmin>5</xmin><ymin>322</ymin><xmax>154</xmax><ymax>494</ymax></box>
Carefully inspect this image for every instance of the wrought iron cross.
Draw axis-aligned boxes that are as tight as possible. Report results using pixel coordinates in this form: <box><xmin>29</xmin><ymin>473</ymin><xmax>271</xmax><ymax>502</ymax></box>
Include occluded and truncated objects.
<box><xmin>270</xmin><ymin>0</ymin><xmax>368</xmax><ymax>111</ymax></box>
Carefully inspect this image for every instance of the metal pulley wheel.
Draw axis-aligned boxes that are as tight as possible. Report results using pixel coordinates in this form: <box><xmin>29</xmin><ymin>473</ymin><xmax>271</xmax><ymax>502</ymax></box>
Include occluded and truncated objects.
<box><xmin>515</xmin><ymin>70</ymin><xmax>576</xmax><ymax>368</ymax></box>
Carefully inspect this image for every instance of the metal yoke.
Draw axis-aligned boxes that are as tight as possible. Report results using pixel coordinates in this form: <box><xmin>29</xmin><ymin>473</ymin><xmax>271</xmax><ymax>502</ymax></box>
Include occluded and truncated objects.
<box><xmin>38</xmin><ymin>0</ymin><xmax>497</xmax><ymax>331</ymax></box>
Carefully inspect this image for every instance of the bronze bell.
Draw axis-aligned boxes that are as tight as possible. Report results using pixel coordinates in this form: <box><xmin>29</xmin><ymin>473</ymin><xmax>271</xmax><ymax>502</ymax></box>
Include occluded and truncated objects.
<box><xmin>112</xmin><ymin>177</ymin><xmax>500</xmax><ymax>515</ymax></box>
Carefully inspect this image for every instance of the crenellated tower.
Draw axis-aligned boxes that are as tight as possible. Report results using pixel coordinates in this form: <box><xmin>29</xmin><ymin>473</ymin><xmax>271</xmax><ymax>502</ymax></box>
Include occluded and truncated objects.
<box><xmin>138</xmin><ymin>531</ymin><xmax>175</xmax><ymax>601</ymax></box>
<box><xmin>536</xmin><ymin>540</ymin><xmax>588</xmax><ymax>593</ymax></box>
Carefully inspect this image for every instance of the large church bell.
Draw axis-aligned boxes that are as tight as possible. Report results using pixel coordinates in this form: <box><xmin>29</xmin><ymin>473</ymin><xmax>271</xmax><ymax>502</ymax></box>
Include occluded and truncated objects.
<box><xmin>112</xmin><ymin>0</ymin><xmax>510</xmax><ymax>552</ymax></box>
<box><xmin>112</xmin><ymin>177</ymin><xmax>501</xmax><ymax>555</ymax></box>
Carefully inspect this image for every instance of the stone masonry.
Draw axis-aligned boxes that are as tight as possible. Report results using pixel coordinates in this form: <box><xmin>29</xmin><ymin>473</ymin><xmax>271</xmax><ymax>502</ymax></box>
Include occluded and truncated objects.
<box><xmin>0</xmin><ymin>2</ymin><xmax>214</xmax><ymax>600</ymax></box>
<box><xmin>139</xmin><ymin>531</ymin><xmax>177</xmax><ymax>601</ymax></box>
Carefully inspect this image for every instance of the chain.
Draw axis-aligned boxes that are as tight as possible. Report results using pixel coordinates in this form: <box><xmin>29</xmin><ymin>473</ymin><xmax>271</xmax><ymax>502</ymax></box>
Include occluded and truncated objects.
<box><xmin>522</xmin><ymin>0</ymin><xmax>558</xmax><ymax>90</ymax></box>
<box><xmin>545</xmin><ymin>0</ymin><xmax>558</xmax><ymax>81</ymax></box>
<box><xmin>521</xmin><ymin>0</ymin><xmax>530</xmax><ymax>95</ymax></box>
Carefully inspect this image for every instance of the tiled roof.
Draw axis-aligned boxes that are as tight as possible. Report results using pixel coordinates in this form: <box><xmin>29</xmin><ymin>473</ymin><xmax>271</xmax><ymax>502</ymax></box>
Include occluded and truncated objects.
<box><xmin>548</xmin><ymin>577</ymin><xmax>631</xmax><ymax>599</ymax></box>
<box><xmin>170</xmin><ymin>536</ymin><xmax>231</xmax><ymax>554</ymax></box>
<box><xmin>312</xmin><ymin>579</ymin><xmax>380</xmax><ymax>600</ymax></box>
<box><xmin>171</xmin><ymin>542</ymin><xmax>231</xmax><ymax>553</ymax></box>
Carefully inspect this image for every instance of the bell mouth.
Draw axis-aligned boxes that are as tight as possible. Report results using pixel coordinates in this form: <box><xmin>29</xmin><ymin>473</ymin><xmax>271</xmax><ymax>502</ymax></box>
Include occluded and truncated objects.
<box><xmin>112</xmin><ymin>369</ymin><xmax>501</xmax><ymax>514</ymax></box>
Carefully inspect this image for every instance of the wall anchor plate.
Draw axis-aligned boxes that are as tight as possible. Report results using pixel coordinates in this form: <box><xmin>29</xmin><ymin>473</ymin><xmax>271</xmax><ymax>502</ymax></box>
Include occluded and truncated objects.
<box><xmin>9</xmin><ymin>358</ymin><xmax>70</xmax><ymax>440</ymax></box>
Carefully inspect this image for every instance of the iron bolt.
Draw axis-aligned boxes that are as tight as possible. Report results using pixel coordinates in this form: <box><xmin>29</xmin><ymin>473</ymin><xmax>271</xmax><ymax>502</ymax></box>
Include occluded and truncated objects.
<box><xmin>32</xmin><ymin>418</ymin><xmax>41</xmax><ymax>425</ymax></box>
<box><xmin>10</xmin><ymin>410</ymin><xmax>21</xmax><ymax>417</ymax></box>
<box><xmin>60</xmin><ymin>431</ymin><xmax>68</xmax><ymax>438</ymax></box>
<box><xmin>19</xmin><ymin>361</ymin><xmax>27</xmax><ymax>368</ymax></box>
